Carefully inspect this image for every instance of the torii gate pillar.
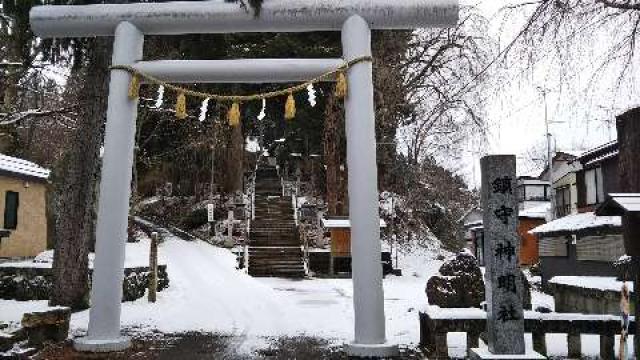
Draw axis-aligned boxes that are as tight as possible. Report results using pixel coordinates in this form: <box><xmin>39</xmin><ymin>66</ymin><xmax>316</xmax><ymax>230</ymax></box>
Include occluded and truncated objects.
<box><xmin>74</xmin><ymin>21</ymin><xmax>143</xmax><ymax>352</ymax></box>
<box><xmin>29</xmin><ymin>1</ymin><xmax>459</xmax><ymax>357</ymax></box>
<box><xmin>342</xmin><ymin>15</ymin><xmax>396</xmax><ymax>356</ymax></box>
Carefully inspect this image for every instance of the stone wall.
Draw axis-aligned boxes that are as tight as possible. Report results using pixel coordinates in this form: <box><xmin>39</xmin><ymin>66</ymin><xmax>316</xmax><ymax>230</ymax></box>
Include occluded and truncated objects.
<box><xmin>0</xmin><ymin>265</ymin><xmax>168</xmax><ymax>302</ymax></box>
<box><xmin>549</xmin><ymin>282</ymin><xmax>633</xmax><ymax>315</ymax></box>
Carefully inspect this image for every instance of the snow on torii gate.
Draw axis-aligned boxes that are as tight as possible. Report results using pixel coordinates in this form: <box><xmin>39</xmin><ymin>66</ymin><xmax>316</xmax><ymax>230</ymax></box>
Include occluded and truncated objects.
<box><xmin>30</xmin><ymin>1</ymin><xmax>458</xmax><ymax>357</ymax></box>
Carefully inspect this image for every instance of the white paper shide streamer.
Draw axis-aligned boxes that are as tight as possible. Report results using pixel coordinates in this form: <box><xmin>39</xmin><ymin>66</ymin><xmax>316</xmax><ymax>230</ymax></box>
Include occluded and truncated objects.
<box><xmin>307</xmin><ymin>83</ymin><xmax>317</xmax><ymax>107</ymax></box>
<box><xmin>257</xmin><ymin>98</ymin><xmax>266</xmax><ymax>120</ymax></box>
<box><xmin>154</xmin><ymin>85</ymin><xmax>165</xmax><ymax>108</ymax></box>
<box><xmin>199</xmin><ymin>98</ymin><xmax>210</xmax><ymax>122</ymax></box>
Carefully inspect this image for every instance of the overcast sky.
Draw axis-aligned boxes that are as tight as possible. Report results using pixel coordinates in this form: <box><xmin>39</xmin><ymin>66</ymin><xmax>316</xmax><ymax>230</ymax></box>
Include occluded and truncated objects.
<box><xmin>456</xmin><ymin>0</ymin><xmax>640</xmax><ymax>186</ymax></box>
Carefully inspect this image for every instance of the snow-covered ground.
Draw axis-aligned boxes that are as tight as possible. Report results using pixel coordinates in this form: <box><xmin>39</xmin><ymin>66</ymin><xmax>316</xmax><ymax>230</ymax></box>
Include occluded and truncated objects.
<box><xmin>77</xmin><ymin>237</ymin><xmax>446</xmax><ymax>352</ymax></box>
<box><xmin>0</xmin><ymin>233</ymin><xmax>634</xmax><ymax>358</ymax></box>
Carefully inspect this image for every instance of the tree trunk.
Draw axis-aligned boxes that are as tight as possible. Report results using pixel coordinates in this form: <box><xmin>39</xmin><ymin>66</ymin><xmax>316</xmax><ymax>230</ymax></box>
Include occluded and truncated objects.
<box><xmin>224</xmin><ymin>122</ymin><xmax>244</xmax><ymax>194</ymax></box>
<box><xmin>617</xmin><ymin>108</ymin><xmax>640</xmax><ymax>192</ymax></box>
<box><xmin>50</xmin><ymin>38</ymin><xmax>110</xmax><ymax>310</ymax></box>
<box><xmin>616</xmin><ymin>107</ymin><xmax>640</xmax><ymax>358</ymax></box>
<box><xmin>324</xmin><ymin>93</ymin><xmax>344</xmax><ymax>216</ymax></box>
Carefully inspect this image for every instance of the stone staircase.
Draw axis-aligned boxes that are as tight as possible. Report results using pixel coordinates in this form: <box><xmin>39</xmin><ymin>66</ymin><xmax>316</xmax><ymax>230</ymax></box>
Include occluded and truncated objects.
<box><xmin>248</xmin><ymin>166</ymin><xmax>305</xmax><ymax>278</ymax></box>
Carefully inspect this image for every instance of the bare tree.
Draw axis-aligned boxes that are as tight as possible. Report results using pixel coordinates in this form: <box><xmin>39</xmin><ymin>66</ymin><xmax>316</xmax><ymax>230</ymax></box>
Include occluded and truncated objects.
<box><xmin>500</xmin><ymin>0</ymin><xmax>640</xmax><ymax>82</ymax></box>
<box><xmin>491</xmin><ymin>0</ymin><xmax>640</xmax><ymax>134</ymax></box>
<box><xmin>400</xmin><ymin>7</ymin><xmax>493</xmax><ymax>165</ymax></box>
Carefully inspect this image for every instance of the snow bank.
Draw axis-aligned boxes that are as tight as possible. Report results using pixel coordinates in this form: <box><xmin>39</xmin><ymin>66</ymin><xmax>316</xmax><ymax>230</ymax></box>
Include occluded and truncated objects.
<box><xmin>0</xmin><ymin>237</ymin><xmax>164</xmax><ymax>269</ymax></box>
<box><xmin>71</xmin><ymin>236</ymin><xmax>301</xmax><ymax>340</ymax></box>
<box><xmin>530</xmin><ymin>212</ymin><xmax>620</xmax><ymax>235</ymax></box>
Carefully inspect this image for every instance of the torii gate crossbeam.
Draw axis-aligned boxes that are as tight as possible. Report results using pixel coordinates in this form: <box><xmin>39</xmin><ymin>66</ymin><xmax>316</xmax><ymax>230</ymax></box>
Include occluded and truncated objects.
<box><xmin>30</xmin><ymin>1</ymin><xmax>458</xmax><ymax>357</ymax></box>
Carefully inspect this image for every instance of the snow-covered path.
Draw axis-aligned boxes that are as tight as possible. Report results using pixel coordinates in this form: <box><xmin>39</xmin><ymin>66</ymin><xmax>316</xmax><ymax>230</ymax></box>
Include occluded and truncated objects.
<box><xmin>66</xmin><ymin>234</ymin><xmax>440</xmax><ymax>352</ymax></box>
<box><xmin>72</xmin><ymin>237</ymin><xmax>301</xmax><ymax>341</ymax></box>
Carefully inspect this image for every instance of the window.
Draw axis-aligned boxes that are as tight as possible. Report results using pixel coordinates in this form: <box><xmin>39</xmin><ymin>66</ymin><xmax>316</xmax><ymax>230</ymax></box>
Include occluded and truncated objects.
<box><xmin>527</xmin><ymin>185</ymin><xmax>547</xmax><ymax>201</ymax></box>
<box><xmin>539</xmin><ymin>236</ymin><xmax>569</xmax><ymax>257</ymax></box>
<box><xmin>584</xmin><ymin>167</ymin><xmax>604</xmax><ymax>205</ymax></box>
<box><xmin>576</xmin><ymin>235</ymin><xmax>624</xmax><ymax>262</ymax></box>
<box><xmin>596</xmin><ymin>167</ymin><xmax>604</xmax><ymax>203</ymax></box>
<box><xmin>518</xmin><ymin>184</ymin><xmax>550</xmax><ymax>202</ymax></box>
<box><xmin>473</xmin><ymin>230</ymin><xmax>484</xmax><ymax>266</ymax></box>
<box><xmin>4</xmin><ymin>191</ymin><xmax>19</xmax><ymax>230</ymax></box>
<box><xmin>555</xmin><ymin>186</ymin><xmax>571</xmax><ymax>217</ymax></box>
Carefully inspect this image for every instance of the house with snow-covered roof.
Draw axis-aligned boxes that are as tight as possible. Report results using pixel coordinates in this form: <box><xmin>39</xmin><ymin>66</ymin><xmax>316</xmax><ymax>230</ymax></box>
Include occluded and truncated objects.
<box><xmin>0</xmin><ymin>154</ymin><xmax>50</xmax><ymax>259</ymax></box>
<box><xmin>461</xmin><ymin>176</ymin><xmax>552</xmax><ymax>266</ymax></box>
<box><xmin>531</xmin><ymin>141</ymin><xmax>626</xmax><ymax>285</ymax></box>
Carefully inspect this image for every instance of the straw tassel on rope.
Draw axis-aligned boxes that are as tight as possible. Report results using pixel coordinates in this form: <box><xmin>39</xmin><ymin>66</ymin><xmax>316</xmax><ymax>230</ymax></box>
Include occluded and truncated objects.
<box><xmin>175</xmin><ymin>92</ymin><xmax>187</xmax><ymax>119</ymax></box>
<box><xmin>128</xmin><ymin>73</ymin><xmax>140</xmax><ymax>100</ymax></box>
<box><xmin>228</xmin><ymin>102</ymin><xmax>241</xmax><ymax>127</ymax></box>
<box><xmin>285</xmin><ymin>93</ymin><xmax>296</xmax><ymax>121</ymax></box>
<box><xmin>335</xmin><ymin>71</ymin><xmax>347</xmax><ymax>99</ymax></box>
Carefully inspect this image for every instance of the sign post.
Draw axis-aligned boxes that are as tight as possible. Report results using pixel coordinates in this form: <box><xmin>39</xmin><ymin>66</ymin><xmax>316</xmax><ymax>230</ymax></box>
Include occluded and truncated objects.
<box><xmin>470</xmin><ymin>155</ymin><xmax>544</xmax><ymax>359</ymax></box>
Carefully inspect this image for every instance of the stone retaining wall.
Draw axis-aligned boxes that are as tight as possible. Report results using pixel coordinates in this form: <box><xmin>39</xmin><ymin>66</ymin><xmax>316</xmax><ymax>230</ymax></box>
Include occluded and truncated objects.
<box><xmin>549</xmin><ymin>282</ymin><xmax>634</xmax><ymax>315</ymax></box>
<box><xmin>0</xmin><ymin>265</ymin><xmax>168</xmax><ymax>302</ymax></box>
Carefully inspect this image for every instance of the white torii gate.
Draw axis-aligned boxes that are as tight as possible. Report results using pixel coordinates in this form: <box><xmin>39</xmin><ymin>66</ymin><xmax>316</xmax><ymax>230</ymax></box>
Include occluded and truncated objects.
<box><xmin>30</xmin><ymin>1</ymin><xmax>458</xmax><ymax>357</ymax></box>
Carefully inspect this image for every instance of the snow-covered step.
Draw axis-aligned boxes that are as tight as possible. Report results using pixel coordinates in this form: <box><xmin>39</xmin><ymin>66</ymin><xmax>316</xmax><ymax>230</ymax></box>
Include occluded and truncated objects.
<box><xmin>248</xmin><ymin>164</ymin><xmax>305</xmax><ymax>279</ymax></box>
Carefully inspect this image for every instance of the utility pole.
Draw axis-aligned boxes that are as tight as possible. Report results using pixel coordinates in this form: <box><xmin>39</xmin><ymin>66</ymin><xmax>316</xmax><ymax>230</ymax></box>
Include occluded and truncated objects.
<box><xmin>538</xmin><ymin>87</ymin><xmax>555</xmax><ymax>220</ymax></box>
<box><xmin>209</xmin><ymin>124</ymin><xmax>216</xmax><ymax>237</ymax></box>
<box><xmin>210</xmin><ymin>128</ymin><xmax>216</xmax><ymax>201</ymax></box>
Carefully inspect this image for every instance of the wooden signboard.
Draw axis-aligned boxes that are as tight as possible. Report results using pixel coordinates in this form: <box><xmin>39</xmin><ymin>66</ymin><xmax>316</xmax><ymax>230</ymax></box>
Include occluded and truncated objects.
<box><xmin>331</xmin><ymin>229</ymin><xmax>351</xmax><ymax>257</ymax></box>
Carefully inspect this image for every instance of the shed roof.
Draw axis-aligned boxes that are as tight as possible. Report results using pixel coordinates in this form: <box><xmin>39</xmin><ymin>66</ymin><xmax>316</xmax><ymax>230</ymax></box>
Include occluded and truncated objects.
<box><xmin>596</xmin><ymin>193</ymin><xmax>640</xmax><ymax>215</ymax></box>
<box><xmin>321</xmin><ymin>218</ymin><xmax>387</xmax><ymax>229</ymax></box>
<box><xmin>0</xmin><ymin>154</ymin><xmax>50</xmax><ymax>181</ymax></box>
<box><xmin>529</xmin><ymin>212</ymin><xmax>620</xmax><ymax>236</ymax></box>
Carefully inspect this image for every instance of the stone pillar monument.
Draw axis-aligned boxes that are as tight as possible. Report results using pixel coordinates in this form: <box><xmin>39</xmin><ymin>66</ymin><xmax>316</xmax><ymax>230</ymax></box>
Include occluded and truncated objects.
<box><xmin>470</xmin><ymin>155</ymin><xmax>545</xmax><ymax>359</ymax></box>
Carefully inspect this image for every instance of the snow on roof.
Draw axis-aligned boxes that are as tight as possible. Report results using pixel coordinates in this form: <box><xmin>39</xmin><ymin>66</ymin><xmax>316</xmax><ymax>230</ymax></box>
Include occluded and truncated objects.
<box><xmin>530</xmin><ymin>212</ymin><xmax>620</xmax><ymax>235</ymax></box>
<box><xmin>0</xmin><ymin>154</ymin><xmax>50</xmax><ymax>180</ymax></box>
<box><xmin>604</xmin><ymin>193</ymin><xmax>640</xmax><ymax>212</ymax></box>
<box><xmin>578</xmin><ymin>140</ymin><xmax>617</xmax><ymax>160</ymax></box>
<box><xmin>464</xmin><ymin>219</ymin><xmax>483</xmax><ymax>227</ymax></box>
<box><xmin>549</xmin><ymin>276</ymin><xmax>633</xmax><ymax>293</ymax></box>
<box><xmin>517</xmin><ymin>178</ymin><xmax>550</xmax><ymax>186</ymax></box>
<box><xmin>458</xmin><ymin>206</ymin><xmax>481</xmax><ymax>223</ymax></box>
<box><xmin>519</xmin><ymin>203</ymin><xmax>550</xmax><ymax>219</ymax></box>
<box><xmin>559</xmin><ymin>149</ymin><xmax>585</xmax><ymax>157</ymax></box>
<box><xmin>584</xmin><ymin>150</ymin><xmax>618</xmax><ymax>167</ymax></box>
<box><xmin>321</xmin><ymin>218</ymin><xmax>387</xmax><ymax>228</ymax></box>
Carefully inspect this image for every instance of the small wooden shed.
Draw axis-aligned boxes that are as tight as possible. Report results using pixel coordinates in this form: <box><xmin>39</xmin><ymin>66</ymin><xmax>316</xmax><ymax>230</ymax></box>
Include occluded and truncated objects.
<box><xmin>322</xmin><ymin>217</ymin><xmax>387</xmax><ymax>255</ymax></box>
<box><xmin>321</xmin><ymin>217</ymin><xmax>387</xmax><ymax>274</ymax></box>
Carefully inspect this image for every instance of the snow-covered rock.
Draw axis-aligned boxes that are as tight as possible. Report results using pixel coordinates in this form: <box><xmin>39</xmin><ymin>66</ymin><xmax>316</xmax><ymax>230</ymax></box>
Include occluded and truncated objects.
<box><xmin>426</xmin><ymin>250</ymin><xmax>485</xmax><ymax>308</ymax></box>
